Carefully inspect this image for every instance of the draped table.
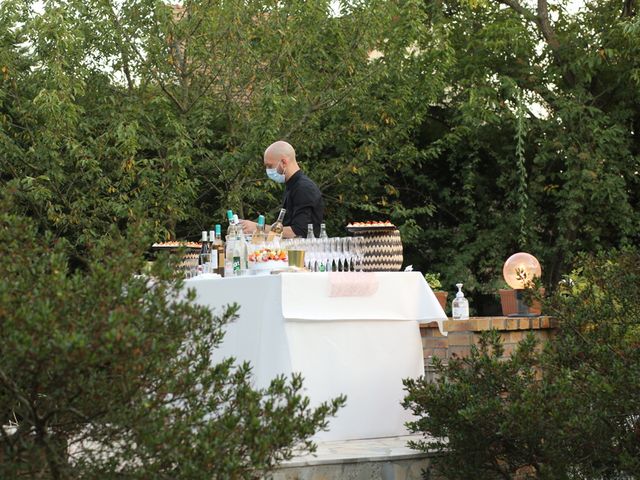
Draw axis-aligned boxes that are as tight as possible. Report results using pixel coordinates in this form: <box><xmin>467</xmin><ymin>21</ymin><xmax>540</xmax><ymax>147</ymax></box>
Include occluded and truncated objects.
<box><xmin>184</xmin><ymin>272</ymin><xmax>446</xmax><ymax>441</ymax></box>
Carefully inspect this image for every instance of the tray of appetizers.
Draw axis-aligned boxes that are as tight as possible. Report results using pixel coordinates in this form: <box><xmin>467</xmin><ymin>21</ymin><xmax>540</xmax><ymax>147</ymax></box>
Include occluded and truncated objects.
<box><xmin>346</xmin><ymin>220</ymin><xmax>397</xmax><ymax>233</ymax></box>
<box><xmin>151</xmin><ymin>241</ymin><xmax>202</xmax><ymax>250</ymax></box>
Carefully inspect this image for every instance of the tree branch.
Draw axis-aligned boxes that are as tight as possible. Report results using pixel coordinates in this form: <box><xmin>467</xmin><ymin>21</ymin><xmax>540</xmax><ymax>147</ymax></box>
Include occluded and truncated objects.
<box><xmin>622</xmin><ymin>0</ymin><xmax>636</xmax><ymax>17</ymax></box>
<box><xmin>536</xmin><ymin>0</ymin><xmax>560</xmax><ymax>51</ymax></box>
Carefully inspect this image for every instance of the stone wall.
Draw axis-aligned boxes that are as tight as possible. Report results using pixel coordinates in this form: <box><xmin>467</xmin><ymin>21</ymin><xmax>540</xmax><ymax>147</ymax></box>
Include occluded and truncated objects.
<box><xmin>420</xmin><ymin>316</ymin><xmax>557</xmax><ymax>379</ymax></box>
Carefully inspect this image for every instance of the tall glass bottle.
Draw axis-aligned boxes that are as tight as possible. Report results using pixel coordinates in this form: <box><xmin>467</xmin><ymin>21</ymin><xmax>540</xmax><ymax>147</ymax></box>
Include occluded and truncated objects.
<box><xmin>307</xmin><ymin>223</ymin><xmax>316</xmax><ymax>239</ymax></box>
<box><xmin>208</xmin><ymin>229</ymin><xmax>217</xmax><ymax>272</ymax></box>
<box><xmin>225</xmin><ymin>210</ymin><xmax>235</xmax><ymax>240</ymax></box>
<box><xmin>267</xmin><ymin>208</ymin><xmax>286</xmax><ymax>243</ymax></box>
<box><xmin>198</xmin><ymin>231</ymin><xmax>210</xmax><ymax>272</ymax></box>
<box><xmin>252</xmin><ymin>215</ymin><xmax>266</xmax><ymax>245</ymax></box>
<box><xmin>452</xmin><ymin>283</ymin><xmax>470</xmax><ymax>320</ymax></box>
<box><xmin>214</xmin><ymin>224</ymin><xmax>225</xmax><ymax>276</ymax></box>
<box><xmin>224</xmin><ymin>213</ymin><xmax>237</xmax><ymax>277</ymax></box>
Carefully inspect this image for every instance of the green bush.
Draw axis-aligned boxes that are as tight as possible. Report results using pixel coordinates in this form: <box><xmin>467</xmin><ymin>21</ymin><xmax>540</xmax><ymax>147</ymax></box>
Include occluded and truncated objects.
<box><xmin>0</xmin><ymin>210</ymin><xmax>344</xmax><ymax>479</ymax></box>
<box><xmin>403</xmin><ymin>249</ymin><xmax>640</xmax><ymax>480</ymax></box>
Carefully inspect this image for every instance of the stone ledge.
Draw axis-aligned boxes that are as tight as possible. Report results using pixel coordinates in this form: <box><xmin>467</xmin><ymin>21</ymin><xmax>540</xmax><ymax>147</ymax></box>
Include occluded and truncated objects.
<box><xmin>420</xmin><ymin>316</ymin><xmax>555</xmax><ymax>333</ymax></box>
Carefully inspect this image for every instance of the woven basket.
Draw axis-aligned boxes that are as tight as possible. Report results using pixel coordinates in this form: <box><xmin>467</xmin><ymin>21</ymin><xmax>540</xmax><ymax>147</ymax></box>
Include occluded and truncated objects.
<box><xmin>357</xmin><ymin>229</ymin><xmax>404</xmax><ymax>272</ymax></box>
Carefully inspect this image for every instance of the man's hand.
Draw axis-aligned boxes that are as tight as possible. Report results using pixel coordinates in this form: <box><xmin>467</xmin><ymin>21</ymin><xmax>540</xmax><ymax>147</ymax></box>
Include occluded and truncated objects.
<box><xmin>239</xmin><ymin>219</ymin><xmax>257</xmax><ymax>234</ymax></box>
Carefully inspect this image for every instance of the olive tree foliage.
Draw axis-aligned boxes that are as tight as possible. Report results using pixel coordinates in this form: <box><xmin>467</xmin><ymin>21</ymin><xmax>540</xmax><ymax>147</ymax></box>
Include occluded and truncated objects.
<box><xmin>0</xmin><ymin>0</ymin><xmax>444</xmax><ymax>248</ymax></box>
<box><xmin>407</xmin><ymin>0</ymin><xmax>640</xmax><ymax>299</ymax></box>
<box><xmin>0</xmin><ymin>208</ymin><xmax>344</xmax><ymax>479</ymax></box>
<box><xmin>404</xmin><ymin>248</ymin><xmax>640</xmax><ymax>480</ymax></box>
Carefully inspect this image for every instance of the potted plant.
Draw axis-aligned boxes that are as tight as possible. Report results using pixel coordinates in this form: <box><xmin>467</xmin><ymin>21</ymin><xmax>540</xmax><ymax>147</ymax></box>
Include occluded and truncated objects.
<box><xmin>424</xmin><ymin>272</ymin><xmax>448</xmax><ymax>312</ymax></box>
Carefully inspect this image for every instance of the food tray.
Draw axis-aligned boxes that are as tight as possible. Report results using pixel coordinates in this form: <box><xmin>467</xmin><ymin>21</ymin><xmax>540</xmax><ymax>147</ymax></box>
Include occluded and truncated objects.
<box><xmin>152</xmin><ymin>241</ymin><xmax>202</xmax><ymax>250</ymax></box>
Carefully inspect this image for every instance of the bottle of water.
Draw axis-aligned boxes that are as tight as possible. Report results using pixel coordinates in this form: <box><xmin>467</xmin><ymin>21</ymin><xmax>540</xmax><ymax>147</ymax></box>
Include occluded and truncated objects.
<box><xmin>307</xmin><ymin>223</ymin><xmax>316</xmax><ymax>239</ymax></box>
<box><xmin>452</xmin><ymin>283</ymin><xmax>470</xmax><ymax>320</ymax></box>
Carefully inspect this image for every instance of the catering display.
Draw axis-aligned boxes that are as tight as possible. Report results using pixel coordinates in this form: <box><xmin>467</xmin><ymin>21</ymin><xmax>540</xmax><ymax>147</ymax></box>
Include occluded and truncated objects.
<box><xmin>153</xmin><ymin>214</ymin><xmax>406</xmax><ymax>278</ymax></box>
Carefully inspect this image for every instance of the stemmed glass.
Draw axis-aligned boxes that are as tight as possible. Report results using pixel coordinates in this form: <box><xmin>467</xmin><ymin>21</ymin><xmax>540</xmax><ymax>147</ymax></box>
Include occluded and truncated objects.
<box><xmin>343</xmin><ymin>237</ymin><xmax>354</xmax><ymax>272</ymax></box>
<box><xmin>352</xmin><ymin>236</ymin><xmax>365</xmax><ymax>272</ymax></box>
<box><xmin>335</xmin><ymin>237</ymin><xmax>348</xmax><ymax>272</ymax></box>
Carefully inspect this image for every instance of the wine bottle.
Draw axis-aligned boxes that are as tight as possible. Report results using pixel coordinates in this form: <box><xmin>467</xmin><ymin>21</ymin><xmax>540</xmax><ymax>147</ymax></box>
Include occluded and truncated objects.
<box><xmin>224</xmin><ymin>212</ymin><xmax>236</xmax><ymax>276</ymax></box>
<box><xmin>208</xmin><ymin>229</ymin><xmax>218</xmax><ymax>271</ymax></box>
<box><xmin>198</xmin><ymin>231</ymin><xmax>210</xmax><ymax>270</ymax></box>
<box><xmin>266</xmin><ymin>208</ymin><xmax>286</xmax><ymax>243</ymax></box>
<box><xmin>214</xmin><ymin>224</ymin><xmax>225</xmax><ymax>276</ymax></box>
<box><xmin>226</xmin><ymin>210</ymin><xmax>235</xmax><ymax>240</ymax></box>
<box><xmin>252</xmin><ymin>215</ymin><xmax>266</xmax><ymax>245</ymax></box>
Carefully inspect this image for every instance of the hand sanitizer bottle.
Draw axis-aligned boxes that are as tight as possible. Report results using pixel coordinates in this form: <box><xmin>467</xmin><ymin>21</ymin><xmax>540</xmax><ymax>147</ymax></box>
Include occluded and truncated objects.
<box><xmin>452</xmin><ymin>283</ymin><xmax>469</xmax><ymax>320</ymax></box>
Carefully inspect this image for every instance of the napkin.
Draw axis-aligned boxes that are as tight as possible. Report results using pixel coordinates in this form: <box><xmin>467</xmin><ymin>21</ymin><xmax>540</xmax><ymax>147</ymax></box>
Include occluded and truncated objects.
<box><xmin>328</xmin><ymin>272</ymin><xmax>379</xmax><ymax>297</ymax></box>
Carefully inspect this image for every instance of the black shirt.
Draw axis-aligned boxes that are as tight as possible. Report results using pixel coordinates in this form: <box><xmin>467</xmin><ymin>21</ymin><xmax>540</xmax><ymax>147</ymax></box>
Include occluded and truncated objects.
<box><xmin>282</xmin><ymin>170</ymin><xmax>324</xmax><ymax>237</ymax></box>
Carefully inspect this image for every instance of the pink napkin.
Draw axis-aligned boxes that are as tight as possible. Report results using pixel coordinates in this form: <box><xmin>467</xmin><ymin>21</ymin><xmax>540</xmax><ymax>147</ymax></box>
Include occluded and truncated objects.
<box><xmin>328</xmin><ymin>272</ymin><xmax>379</xmax><ymax>297</ymax></box>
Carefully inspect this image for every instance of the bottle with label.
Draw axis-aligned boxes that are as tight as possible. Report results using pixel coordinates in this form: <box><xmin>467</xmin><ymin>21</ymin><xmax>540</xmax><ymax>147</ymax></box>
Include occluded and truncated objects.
<box><xmin>452</xmin><ymin>283</ymin><xmax>470</xmax><ymax>320</ymax></box>
<box><xmin>198</xmin><ymin>231</ymin><xmax>210</xmax><ymax>273</ymax></box>
<box><xmin>224</xmin><ymin>213</ymin><xmax>237</xmax><ymax>277</ymax></box>
<box><xmin>266</xmin><ymin>208</ymin><xmax>286</xmax><ymax>243</ymax></box>
<box><xmin>225</xmin><ymin>210</ymin><xmax>235</xmax><ymax>240</ymax></box>
<box><xmin>213</xmin><ymin>224</ymin><xmax>225</xmax><ymax>276</ymax></box>
<box><xmin>208</xmin><ymin>229</ymin><xmax>218</xmax><ymax>273</ymax></box>
<box><xmin>319</xmin><ymin>223</ymin><xmax>328</xmax><ymax>239</ymax></box>
<box><xmin>307</xmin><ymin>223</ymin><xmax>316</xmax><ymax>239</ymax></box>
<box><xmin>232</xmin><ymin>230</ymin><xmax>243</xmax><ymax>275</ymax></box>
<box><xmin>252</xmin><ymin>215</ymin><xmax>266</xmax><ymax>245</ymax></box>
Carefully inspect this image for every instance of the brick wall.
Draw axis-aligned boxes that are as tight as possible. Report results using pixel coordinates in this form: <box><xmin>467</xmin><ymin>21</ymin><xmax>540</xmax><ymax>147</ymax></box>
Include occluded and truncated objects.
<box><xmin>420</xmin><ymin>316</ymin><xmax>557</xmax><ymax>379</ymax></box>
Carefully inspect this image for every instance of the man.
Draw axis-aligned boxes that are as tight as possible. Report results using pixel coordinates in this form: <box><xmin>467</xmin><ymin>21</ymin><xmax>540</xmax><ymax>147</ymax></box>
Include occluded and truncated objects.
<box><xmin>240</xmin><ymin>141</ymin><xmax>324</xmax><ymax>238</ymax></box>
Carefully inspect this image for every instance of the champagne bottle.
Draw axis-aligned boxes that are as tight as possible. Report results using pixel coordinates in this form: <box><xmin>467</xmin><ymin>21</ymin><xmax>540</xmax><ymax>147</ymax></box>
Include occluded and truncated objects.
<box><xmin>267</xmin><ymin>208</ymin><xmax>286</xmax><ymax>243</ymax></box>
<box><xmin>214</xmin><ymin>224</ymin><xmax>225</xmax><ymax>276</ymax></box>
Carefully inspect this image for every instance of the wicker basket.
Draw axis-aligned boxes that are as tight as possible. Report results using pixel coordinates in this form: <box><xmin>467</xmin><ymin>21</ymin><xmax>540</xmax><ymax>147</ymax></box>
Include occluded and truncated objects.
<box><xmin>354</xmin><ymin>229</ymin><xmax>404</xmax><ymax>272</ymax></box>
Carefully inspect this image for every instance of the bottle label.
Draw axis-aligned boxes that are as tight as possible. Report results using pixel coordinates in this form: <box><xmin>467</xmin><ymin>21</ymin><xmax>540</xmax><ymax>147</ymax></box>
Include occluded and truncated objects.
<box><xmin>232</xmin><ymin>257</ymin><xmax>241</xmax><ymax>272</ymax></box>
<box><xmin>318</xmin><ymin>262</ymin><xmax>326</xmax><ymax>272</ymax></box>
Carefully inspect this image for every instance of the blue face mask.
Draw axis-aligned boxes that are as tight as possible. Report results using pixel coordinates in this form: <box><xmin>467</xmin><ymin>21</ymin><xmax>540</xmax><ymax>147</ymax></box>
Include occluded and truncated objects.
<box><xmin>266</xmin><ymin>167</ymin><xmax>285</xmax><ymax>184</ymax></box>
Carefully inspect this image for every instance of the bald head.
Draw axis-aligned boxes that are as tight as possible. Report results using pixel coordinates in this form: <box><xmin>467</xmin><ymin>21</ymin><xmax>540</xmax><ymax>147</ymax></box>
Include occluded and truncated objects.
<box><xmin>264</xmin><ymin>141</ymin><xmax>296</xmax><ymax>165</ymax></box>
<box><xmin>263</xmin><ymin>140</ymin><xmax>300</xmax><ymax>181</ymax></box>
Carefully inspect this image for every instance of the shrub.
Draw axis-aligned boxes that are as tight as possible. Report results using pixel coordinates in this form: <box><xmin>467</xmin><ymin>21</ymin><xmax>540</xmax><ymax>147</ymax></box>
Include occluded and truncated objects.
<box><xmin>403</xmin><ymin>249</ymin><xmax>640</xmax><ymax>480</ymax></box>
<box><xmin>0</xmin><ymin>211</ymin><xmax>344</xmax><ymax>479</ymax></box>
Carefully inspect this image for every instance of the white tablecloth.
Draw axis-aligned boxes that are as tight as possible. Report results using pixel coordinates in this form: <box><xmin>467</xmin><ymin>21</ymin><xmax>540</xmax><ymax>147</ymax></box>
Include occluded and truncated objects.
<box><xmin>184</xmin><ymin>272</ymin><xmax>445</xmax><ymax>441</ymax></box>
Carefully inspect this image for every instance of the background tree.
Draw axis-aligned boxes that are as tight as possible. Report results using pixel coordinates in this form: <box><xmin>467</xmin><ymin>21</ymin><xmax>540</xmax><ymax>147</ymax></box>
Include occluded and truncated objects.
<box><xmin>407</xmin><ymin>0</ymin><xmax>639</xmax><ymax>310</ymax></box>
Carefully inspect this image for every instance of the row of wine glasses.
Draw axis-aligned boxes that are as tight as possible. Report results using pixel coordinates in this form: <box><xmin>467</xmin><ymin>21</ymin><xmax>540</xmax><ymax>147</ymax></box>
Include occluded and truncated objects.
<box><xmin>281</xmin><ymin>236</ymin><xmax>365</xmax><ymax>272</ymax></box>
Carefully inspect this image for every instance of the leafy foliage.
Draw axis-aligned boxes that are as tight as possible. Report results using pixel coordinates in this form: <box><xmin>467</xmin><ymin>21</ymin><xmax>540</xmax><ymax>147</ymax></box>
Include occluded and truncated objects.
<box><xmin>404</xmin><ymin>248</ymin><xmax>640</xmax><ymax>479</ymax></box>
<box><xmin>0</xmin><ymin>208</ymin><xmax>344</xmax><ymax>478</ymax></box>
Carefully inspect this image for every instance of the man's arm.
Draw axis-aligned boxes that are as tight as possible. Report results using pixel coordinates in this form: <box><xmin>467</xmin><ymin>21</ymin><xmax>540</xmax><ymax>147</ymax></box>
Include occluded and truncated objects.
<box><xmin>240</xmin><ymin>220</ymin><xmax>296</xmax><ymax>239</ymax></box>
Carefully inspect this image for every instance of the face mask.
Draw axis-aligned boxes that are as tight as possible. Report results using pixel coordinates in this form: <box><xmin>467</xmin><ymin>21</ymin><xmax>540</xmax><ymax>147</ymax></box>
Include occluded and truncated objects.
<box><xmin>266</xmin><ymin>166</ymin><xmax>285</xmax><ymax>183</ymax></box>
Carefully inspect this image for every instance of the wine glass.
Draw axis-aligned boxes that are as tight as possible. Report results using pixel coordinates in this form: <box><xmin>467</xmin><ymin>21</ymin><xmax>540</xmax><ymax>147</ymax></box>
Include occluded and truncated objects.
<box><xmin>343</xmin><ymin>237</ymin><xmax>354</xmax><ymax>272</ymax></box>
<box><xmin>353</xmin><ymin>236</ymin><xmax>365</xmax><ymax>272</ymax></box>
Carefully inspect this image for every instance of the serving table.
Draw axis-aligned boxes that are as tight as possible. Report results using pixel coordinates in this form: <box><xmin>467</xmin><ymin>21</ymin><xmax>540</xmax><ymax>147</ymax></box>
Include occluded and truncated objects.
<box><xmin>184</xmin><ymin>272</ymin><xmax>446</xmax><ymax>441</ymax></box>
